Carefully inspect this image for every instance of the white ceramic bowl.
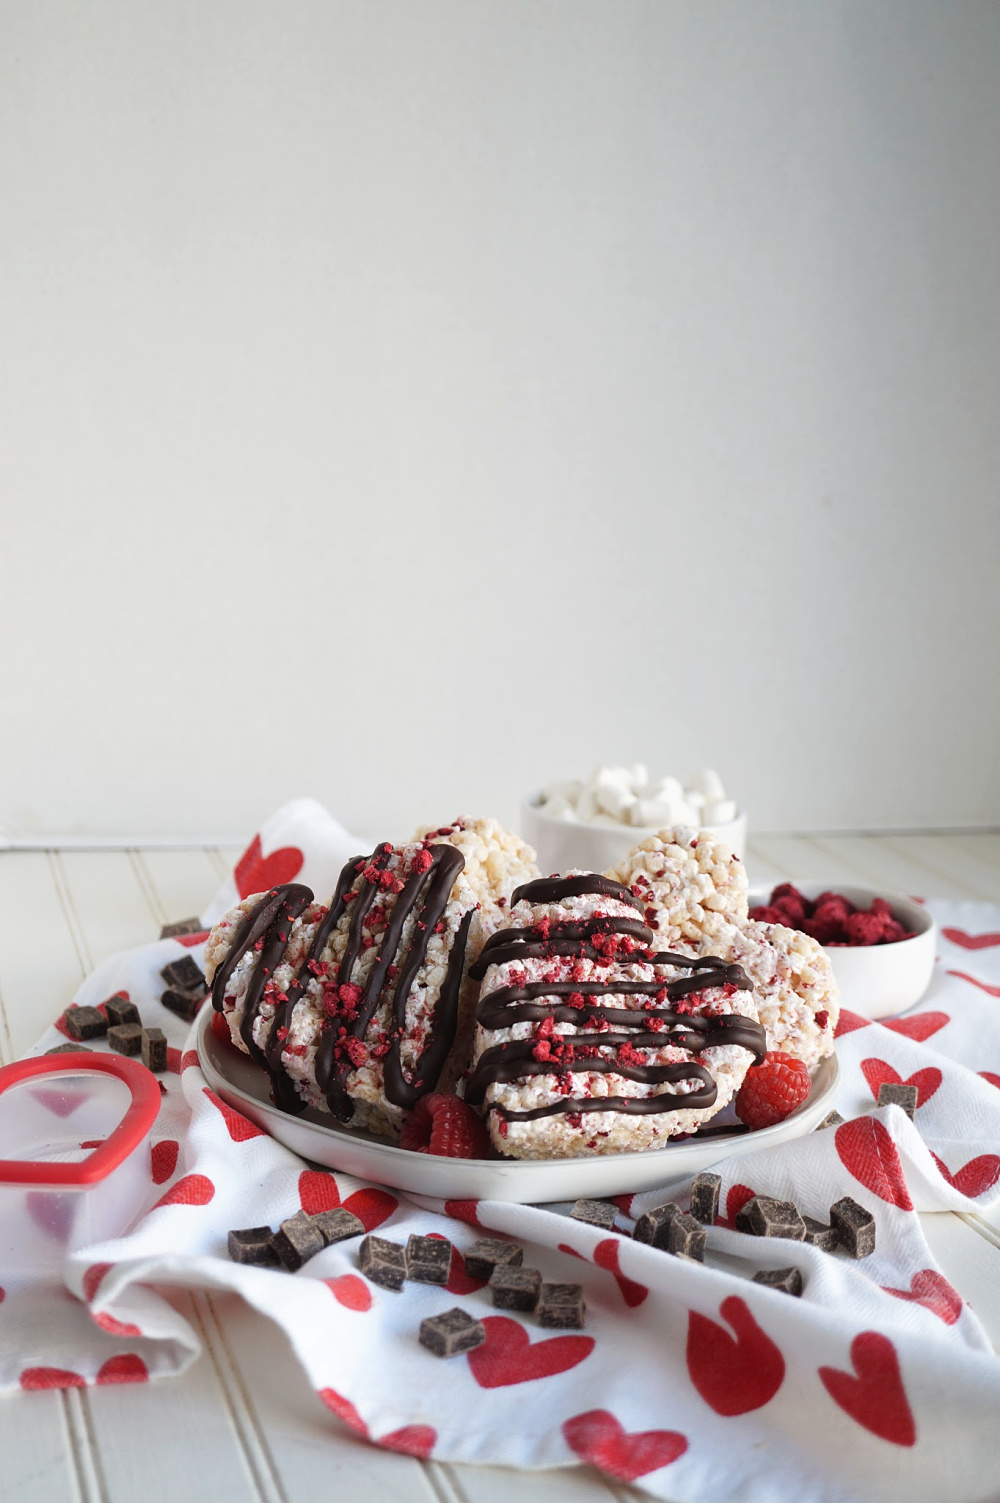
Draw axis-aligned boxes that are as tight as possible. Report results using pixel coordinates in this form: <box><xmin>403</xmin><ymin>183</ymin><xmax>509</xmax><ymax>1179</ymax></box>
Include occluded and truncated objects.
<box><xmin>521</xmin><ymin>791</ymin><xmax>747</xmax><ymax>878</ymax></box>
<box><xmin>748</xmin><ymin>882</ymin><xmax>936</xmax><ymax>1021</ymax></box>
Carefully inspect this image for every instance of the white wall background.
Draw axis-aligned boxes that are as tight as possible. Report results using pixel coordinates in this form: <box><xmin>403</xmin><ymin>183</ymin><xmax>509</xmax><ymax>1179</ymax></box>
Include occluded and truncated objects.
<box><xmin>2</xmin><ymin>0</ymin><xmax>999</xmax><ymax>842</ymax></box>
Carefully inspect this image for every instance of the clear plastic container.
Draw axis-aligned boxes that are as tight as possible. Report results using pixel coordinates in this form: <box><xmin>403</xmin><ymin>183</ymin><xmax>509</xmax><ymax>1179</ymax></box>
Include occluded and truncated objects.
<box><xmin>0</xmin><ymin>1053</ymin><xmax>161</xmax><ymax>1276</ymax></box>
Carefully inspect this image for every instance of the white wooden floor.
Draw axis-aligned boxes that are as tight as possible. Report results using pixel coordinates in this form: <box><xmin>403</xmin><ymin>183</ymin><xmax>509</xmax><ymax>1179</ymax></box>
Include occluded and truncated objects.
<box><xmin>1</xmin><ymin>832</ymin><xmax>999</xmax><ymax>1503</ymax></box>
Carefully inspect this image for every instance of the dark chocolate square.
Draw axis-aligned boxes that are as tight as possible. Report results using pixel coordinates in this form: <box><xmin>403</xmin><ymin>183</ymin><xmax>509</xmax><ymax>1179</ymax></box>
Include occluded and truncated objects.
<box><xmin>689</xmin><ymin>1172</ymin><xmax>721</xmax><ymax>1226</ymax></box>
<box><xmin>570</xmin><ymin>1199</ymin><xmax>617</xmax><ymax>1231</ymax></box>
<box><xmin>633</xmin><ymin>1201</ymin><xmax>681</xmax><ymax>1249</ymax></box>
<box><xmin>160</xmin><ymin>917</ymin><xmax>204</xmax><ymax>940</ymax></box>
<box><xmin>537</xmin><ymin>1282</ymin><xmax>585</xmax><ymax>1329</ymax></box>
<box><xmin>464</xmin><ymin>1237</ymin><xmax>523</xmax><ymax>1280</ymax></box>
<box><xmin>830</xmin><ymin>1196</ymin><xmax>876</xmax><ymax>1258</ymax></box>
<box><xmin>140</xmin><ymin>1028</ymin><xmax>167</xmax><ymax>1072</ymax></box>
<box><xmin>802</xmin><ymin>1216</ymin><xmax>840</xmax><ymax>1252</ymax></box>
<box><xmin>668</xmin><ymin>1211</ymin><xmax>706</xmax><ymax>1262</ymax></box>
<box><xmin>419</xmin><ymin>1308</ymin><xmax>486</xmax><ymax>1358</ymax></box>
<box><xmin>816</xmin><ymin>1109</ymin><xmax>845</xmax><ymax>1131</ymax></box>
<box><xmin>488</xmin><ymin>1264</ymin><xmax>541</xmax><ymax>1312</ymax></box>
<box><xmin>47</xmin><ymin>1042</ymin><xmax>93</xmax><ymax>1055</ymax></box>
<box><xmin>876</xmin><ymin>1083</ymin><xmax>918</xmax><ymax>1121</ymax></box>
<box><xmin>161</xmin><ymin>988</ymin><xmax>206</xmax><ymax>1022</ymax></box>
<box><xmin>310</xmin><ymin>1208</ymin><xmax>365</xmax><ymax>1246</ymax></box>
<box><xmin>741</xmin><ymin>1196</ymin><xmax>806</xmax><ymax>1241</ymax></box>
<box><xmin>62</xmin><ymin>1006</ymin><xmax>108</xmax><ymax>1041</ymax></box>
<box><xmin>406</xmin><ymin>1235</ymin><xmax>452</xmax><ymax>1285</ymax></box>
<box><xmin>107</xmin><ymin>1023</ymin><xmax>144</xmax><ymax>1057</ymax></box>
<box><xmin>228</xmin><ymin>1226</ymin><xmax>280</xmax><ymax>1267</ymax></box>
<box><xmin>753</xmin><ymin>1266</ymin><xmax>804</xmax><ymax>1297</ymax></box>
<box><xmin>272</xmin><ymin>1210</ymin><xmax>326</xmax><ymax>1271</ymax></box>
<box><xmin>104</xmin><ymin>994</ymin><xmax>140</xmax><ymax>1027</ymax></box>
<box><xmin>358</xmin><ymin>1235</ymin><xmax>407</xmax><ymax>1291</ymax></box>
<box><xmin>161</xmin><ymin>956</ymin><xmax>206</xmax><ymax>992</ymax></box>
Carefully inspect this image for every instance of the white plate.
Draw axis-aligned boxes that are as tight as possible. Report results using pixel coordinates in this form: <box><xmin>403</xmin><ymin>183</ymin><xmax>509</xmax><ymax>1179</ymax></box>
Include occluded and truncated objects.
<box><xmin>195</xmin><ymin>1006</ymin><xmax>839</xmax><ymax>1203</ymax></box>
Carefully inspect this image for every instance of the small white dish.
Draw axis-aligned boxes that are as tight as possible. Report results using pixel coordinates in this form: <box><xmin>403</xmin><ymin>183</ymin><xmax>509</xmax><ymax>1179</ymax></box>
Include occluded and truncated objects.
<box><xmin>748</xmin><ymin>882</ymin><xmax>936</xmax><ymax>1021</ymax></box>
<box><xmin>521</xmin><ymin>791</ymin><xmax>747</xmax><ymax>877</ymax></box>
<box><xmin>195</xmin><ymin>1006</ymin><xmax>838</xmax><ymax>1203</ymax></box>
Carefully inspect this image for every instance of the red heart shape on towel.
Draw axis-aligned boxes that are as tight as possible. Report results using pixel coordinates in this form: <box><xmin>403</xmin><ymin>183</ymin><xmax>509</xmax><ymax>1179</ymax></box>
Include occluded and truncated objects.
<box><xmin>883</xmin><ymin>1012</ymin><xmax>950</xmax><ymax>1042</ymax></box>
<box><xmin>930</xmin><ymin>1151</ymin><xmax>1000</xmax><ymax>1199</ymax></box>
<box><xmin>686</xmin><ymin>1296</ymin><xmax>784</xmax><ymax>1416</ymax></box>
<box><xmin>96</xmin><ymin>1354</ymin><xmax>148</xmax><ymax>1385</ymax></box>
<box><xmin>234</xmin><ymin>835</ymin><xmax>305</xmax><ymax>899</ymax></box>
<box><xmin>834</xmin><ymin>1009</ymin><xmax>871</xmax><ymax>1038</ymax></box>
<box><xmin>152</xmin><ymin>1173</ymin><xmax>215</xmax><ymax>1209</ymax></box>
<box><xmin>21</xmin><ymin>1367</ymin><xmax>86</xmax><ymax>1390</ymax></box>
<box><xmin>428</xmin><ymin>1233</ymin><xmax>487</xmax><ymax>1294</ymax></box>
<box><xmin>593</xmin><ymin>1238</ymin><xmax>649</xmax><ymax>1308</ymax></box>
<box><xmin>980</xmin><ymin>1072</ymin><xmax>1000</xmax><ymax>1089</ymax></box>
<box><xmin>563</xmin><ymin>1409</ymin><xmax>687</xmax><ymax>1481</ymax></box>
<box><xmin>819</xmin><ymin>1332</ymin><xmax>916</xmax><ymax>1445</ymax></box>
<box><xmin>202</xmin><ymin>1087</ymin><xmax>266</xmax><ymax>1142</ymax></box>
<box><xmin>942</xmin><ymin>927</ymin><xmax>1000</xmax><ymax>950</ymax></box>
<box><xmin>882</xmin><ymin>1269</ymin><xmax>963</xmax><ymax>1324</ymax></box>
<box><xmin>93</xmin><ymin>1312</ymin><xmax>142</xmax><ymax>1337</ymax></box>
<box><xmin>715</xmin><ymin>1183</ymin><xmax>756</xmax><ymax>1230</ymax></box>
<box><xmin>151</xmin><ymin>1139</ymin><xmax>179</xmax><ymax>1185</ymax></box>
<box><xmin>946</xmin><ymin>970</ymin><xmax>1000</xmax><ymax>998</ymax></box>
<box><xmin>324</xmin><ymin>1275</ymin><xmax>372</xmax><ymax>1312</ymax></box>
<box><xmin>860</xmin><ymin>1059</ymin><xmax>942</xmax><ymax>1109</ymax></box>
<box><xmin>467</xmin><ymin>1316</ymin><xmax>594</xmax><ymax>1388</ymax></box>
<box><xmin>379</xmin><ymin>1425</ymin><xmax>437</xmax><ymax>1458</ymax></box>
<box><xmin>318</xmin><ymin>1388</ymin><xmax>367</xmax><ymax>1434</ymax></box>
<box><xmin>835</xmin><ymin>1118</ymin><xmax>913</xmax><ymax>1209</ymax></box>
<box><xmin>298</xmin><ymin>1170</ymin><xmax>397</xmax><ymax>1231</ymax></box>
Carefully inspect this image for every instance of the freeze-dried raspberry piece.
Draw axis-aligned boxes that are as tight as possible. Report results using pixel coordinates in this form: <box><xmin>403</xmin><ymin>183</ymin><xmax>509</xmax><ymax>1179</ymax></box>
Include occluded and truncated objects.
<box><xmin>844</xmin><ymin>910</ymin><xmax>886</xmax><ymax>945</ymax></box>
<box><xmin>813</xmin><ymin>891</ymin><xmax>855</xmax><ymax>918</ymax></box>
<box><xmin>749</xmin><ymin>904</ymin><xmax>785</xmax><ymax>924</ymax></box>
<box><xmin>773</xmin><ymin>894</ymin><xmax>808</xmax><ymax>928</ymax></box>
<box><xmin>771</xmin><ymin>883</ymin><xmax>807</xmax><ymax>908</ymax></box>
<box><xmin>803</xmin><ymin>907</ymin><xmax>847</xmax><ymax>945</ymax></box>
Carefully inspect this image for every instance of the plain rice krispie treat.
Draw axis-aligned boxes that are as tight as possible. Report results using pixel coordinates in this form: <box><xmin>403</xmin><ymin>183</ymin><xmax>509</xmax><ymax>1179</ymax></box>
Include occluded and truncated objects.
<box><xmin>205</xmin><ymin>824</ymin><xmax>528</xmax><ymax>1136</ymax></box>
<box><xmin>465</xmin><ymin>872</ymin><xmax>765</xmax><ymax>1159</ymax></box>
<box><xmin>412</xmin><ymin>816</ymin><xmax>538</xmax><ymax>935</ymax></box>
<box><xmin>693</xmin><ymin>918</ymin><xmax>839</xmax><ymax>1070</ymax></box>
<box><xmin>605</xmin><ymin>826</ymin><xmax>748</xmax><ymax>952</ymax></box>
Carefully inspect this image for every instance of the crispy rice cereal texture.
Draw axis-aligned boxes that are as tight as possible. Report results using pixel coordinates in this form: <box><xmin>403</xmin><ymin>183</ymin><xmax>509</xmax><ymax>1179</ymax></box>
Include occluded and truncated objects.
<box><xmin>468</xmin><ymin>875</ymin><xmax>763</xmax><ymax>1159</ymax></box>
<box><xmin>605</xmin><ymin>826</ymin><xmax>748</xmax><ymax>950</ymax></box>
<box><xmin>205</xmin><ymin>838</ymin><xmax>497</xmax><ymax>1138</ymax></box>
<box><xmin>413</xmin><ymin>816</ymin><xmax>539</xmax><ymax>933</ymax></box>
<box><xmin>697</xmin><ymin>919</ymin><xmax>839</xmax><ymax>1070</ymax></box>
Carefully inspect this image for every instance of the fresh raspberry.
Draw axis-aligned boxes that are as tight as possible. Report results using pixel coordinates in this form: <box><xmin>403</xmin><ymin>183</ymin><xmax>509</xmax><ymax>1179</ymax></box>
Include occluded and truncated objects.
<box><xmin>735</xmin><ymin>1051</ymin><xmax>812</xmax><ymax>1130</ymax></box>
<box><xmin>210</xmin><ymin>1010</ymin><xmax>233</xmax><ymax>1044</ymax></box>
<box><xmin>399</xmin><ymin>1093</ymin><xmax>490</xmax><ymax>1158</ymax></box>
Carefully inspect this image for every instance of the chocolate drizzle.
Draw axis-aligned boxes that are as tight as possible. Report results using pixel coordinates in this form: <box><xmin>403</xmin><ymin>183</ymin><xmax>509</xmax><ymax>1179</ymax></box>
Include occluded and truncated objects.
<box><xmin>469</xmin><ymin>874</ymin><xmax>765</xmax><ymax>1124</ymax></box>
<box><xmin>211</xmin><ymin>842</ymin><xmax>472</xmax><ymax>1121</ymax></box>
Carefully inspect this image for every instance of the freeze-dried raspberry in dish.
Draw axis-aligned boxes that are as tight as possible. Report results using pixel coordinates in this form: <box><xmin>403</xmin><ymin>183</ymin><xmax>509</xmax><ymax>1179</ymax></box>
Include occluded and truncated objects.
<box><xmin>204</xmin><ymin>837</ymin><xmax>495</xmax><ymax>1137</ymax></box>
<box><xmin>604</xmin><ymin>826</ymin><xmax>748</xmax><ymax>952</ymax></box>
<box><xmin>466</xmin><ymin>871</ymin><xmax>765</xmax><ymax>1159</ymax></box>
<box><xmin>693</xmin><ymin>919</ymin><xmax>839</xmax><ymax>1071</ymax></box>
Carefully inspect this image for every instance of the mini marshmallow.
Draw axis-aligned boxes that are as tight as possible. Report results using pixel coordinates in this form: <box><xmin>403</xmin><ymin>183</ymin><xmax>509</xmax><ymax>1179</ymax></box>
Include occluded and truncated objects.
<box><xmin>643</xmin><ymin>776</ymin><xmax>684</xmax><ymax>805</ymax></box>
<box><xmin>702</xmin><ymin>798</ymin><xmax>738</xmax><ymax>825</ymax></box>
<box><xmin>596</xmin><ymin>781</ymin><xmax>637</xmax><ymax>819</ymax></box>
<box><xmin>682</xmin><ymin>788</ymin><xmax>705</xmax><ymax>813</ymax></box>
<box><xmin>631</xmin><ymin>798</ymin><xmax>684</xmax><ymax>828</ymax></box>
<box><xmin>628</xmin><ymin>763</ymin><xmax>649</xmax><ymax>792</ymax></box>
<box><xmin>542</xmin><ymin>779</ymin><xmax>583</xmax><ymax>804</ymax></box>
<box><xmin>687</xmin><ymin>769</ymin><xmax>726</xmax><ymax>802</ymax></box>
<box><xmin>575</xmin><ymin>788</ymin><xmax>600</xmax><ymax>822</ymax></box>
<box><xmin>543</xmin><ymin>795</ymin><xmax>576</xmax><ymax>821</ymax></box>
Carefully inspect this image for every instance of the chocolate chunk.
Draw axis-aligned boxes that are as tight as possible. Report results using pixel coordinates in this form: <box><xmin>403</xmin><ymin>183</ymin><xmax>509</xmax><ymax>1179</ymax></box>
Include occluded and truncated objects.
<box><xmin>161</xmin><ymin>987</ymin><xmax>206</xmax><ymax>1022</ymax></box>
<box><xmin>140</xmin><ymin>1028</ymin><xmax>167</xmax><ymax>1072</ymax></box>
<box><xmin>633</xmin><ymin>1201</ymin><xmax>681</xmax><ymax>1249</ymax></box>
<box><xmin>107</xmin><ymin>1023</ymin><xmax>144</xmax><ymax>1057</ymax></box>
<box><xmin>62</xmin><ymin>1006</ymin><xmax>108</xmax><ymax>1041</ymax></box>
<box><xmin>537</xmin><ymin>1282</ymin><xmax>585</xmax><ymax>1329</ymax></box>
<box><xmin>668</xmin><ymin>1211</ymin><xmax>706</xmax><ymax>1262</ymax></box>
<box><xmin>419</xmin><ymin>1308</ymin><xmax>486</xmax><ymax>1358</ymax></box>
<box><xmin>741</xmin><ymin>1196</ymin><xmax>806</xmax><ymax>1241</ymax></box>
<box><xmin>228</xmin><ymin>1226</ymin><xmax>280</xmax><ymax>1267</ymax></box>
<box><xmin>876</xmin><ymin>1083</ymin><xmax>918</xmax><ymax>1121</ymax></box>
<box><xmin>47</xmin><ymin>1042</ymin><xmax>93</xmax><ymax>1055</ymax></box>
<box><xmin>161</xmin><ymin>956</ymin><xmax>206</xmax><ymax>992</ymax></box>
<box><xmin>802</xmin><ymin>1216</ymin><xmax>840</xmax><ymax>1251</ymax></box>
<box><xmin>734</xmin><ymin>1201</ymin><xmax>756</xmax><ymax>1234</ymax></box>
<box><xmin>104</xmin><ymin>994</ymin><xmax>140</xmax><ymax>1027</ymax></box>
<box><xmin>406</xmin><ymin>1235</ymin><xmax>452</xmax><ymax>1286</ymax></box>
<box><xmin>753</xmin><ymin>1266</ymin><xmax>804</xmax><ymax>1297</ymax></box>
<box><xmin>272</xmin><ymin>1210</ymin><xmax>326</xmax><ymax>1271</ymax></box>
<box><xmin>570</xmin><ymin>1199</ymin><xmax>617</xmax><ymax>1231</ymax></box>
<box><xmin>358</xmin><ymin>1235</ymin><xmax>407</xmax><ymax>1291</ymax></box>
<box><xmin>689</xmin><ymin>1172</ymin><xmax>721</xmax><ymax>1225</ymax></box>
<box><xmin>830</xmin><ymin>1196</ymin><xmax>876</xmax><ymax>1258</ymax></box>
<box><xmin>817</xmin><ymin>1109</ymin><xmax>845</xmax><ymax>1131</ymax></box>
<box><xmin>463</xmin><ymin>1237</ymin><xmax>523</xmax><ymax>1279</ymax></box>
<box><xmin>160</xmin><ymin>917</ymin><xmax>204</xmax><ymax>940</ymax></box>
<box><xmin>488</xmin><ymin>1264</ymin><xmax>541</xmax><ymax>1312</ymax></box>
<box><xmin>310</xmin><ymin>1208</ymin><xmax>365</xmax><ymax>1246</ymax></box>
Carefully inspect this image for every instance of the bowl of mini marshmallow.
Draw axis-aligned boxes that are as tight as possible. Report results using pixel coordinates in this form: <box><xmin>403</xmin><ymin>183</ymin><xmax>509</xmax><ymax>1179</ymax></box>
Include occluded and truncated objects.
<box><xmin>521</xmin><ymin>765</ymin><xmax>746</xmax><ymax>876</ymax></box>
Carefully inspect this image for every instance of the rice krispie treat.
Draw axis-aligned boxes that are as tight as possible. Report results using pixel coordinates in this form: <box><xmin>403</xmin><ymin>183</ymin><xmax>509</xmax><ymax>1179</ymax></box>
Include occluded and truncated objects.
<box><xmin>412</xmin><ymin>816</ymin><xmax>538</xmax><ymax>936</ymax></box>
<box><xmin>695</xmin><ymin>919</ymin><xmax>839</xmax><ymax>1070</ymax></box>
<box><xmin>206</xmin><ymin>819</ymin><xmax>536</xmax><ymax>1136</ymax></box>
<box><xmin>605</xmin><ymin>827</ymin><xmax>748</xmax><ymax>951</ymax></box>
<box><xmin>465</xmin><ymin>872</ymin><xmax>765</xmax><ymax>1159</ymax></box>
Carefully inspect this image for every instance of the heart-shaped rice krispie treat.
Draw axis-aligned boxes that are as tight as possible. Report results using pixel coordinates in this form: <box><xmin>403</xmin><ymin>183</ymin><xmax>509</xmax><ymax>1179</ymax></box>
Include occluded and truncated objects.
<box><xmin>604</xmin><ymin>826</ymin><xmax>748</xmax><ymax>951</ymax></box>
